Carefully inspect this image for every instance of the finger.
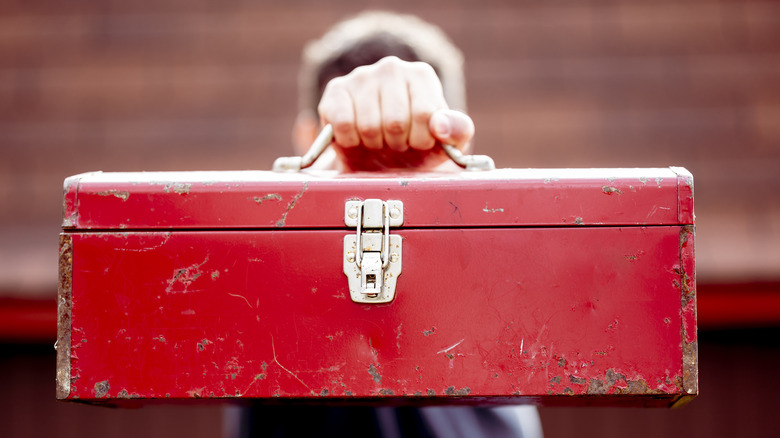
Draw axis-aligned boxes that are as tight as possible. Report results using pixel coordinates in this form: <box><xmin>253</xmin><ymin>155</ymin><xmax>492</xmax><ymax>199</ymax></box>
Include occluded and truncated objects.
<box><xmin>344</xmin><ymin>64</ymin><xmax>385</xmax><ymax>150</ymax></box>
<box><xmin>318</xmin><ymin>80</ymin><xmax>359</xmax><ymax>148</ymax></box>
<box><xmin>429</xmin><ymin>109</ymin><xmax>475</xmax><ymax>152</ymax></box>
<box><xmin>380</xmin><ymin>79</ymin><xmax>411</xmax><ymax>152</ymax></box>
<box><xmin>407</xmin><ymin>63</ymin><xmax>448</xmax><ymax>150</ymax></box>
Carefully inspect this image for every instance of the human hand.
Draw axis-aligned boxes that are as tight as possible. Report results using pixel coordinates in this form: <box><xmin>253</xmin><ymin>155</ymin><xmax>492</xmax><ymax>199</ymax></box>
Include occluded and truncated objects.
<box><xmin>317</xmin><ymin>56</ymin><xmax>475</xmax><ymax>171</ymax></box>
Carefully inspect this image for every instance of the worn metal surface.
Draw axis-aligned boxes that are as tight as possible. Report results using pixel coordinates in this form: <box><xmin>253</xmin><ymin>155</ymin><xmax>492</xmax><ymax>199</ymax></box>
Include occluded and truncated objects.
<box><xmin>62</xmin><ymin>168</ymin><xmax>685</xmax><ymax>230</ymax></box>
<box><xmin>56</xmin><ymin>234</ymin><xmax>73</xmax><ymax>399</ymax></box>
<box><xmin>58</xmin><ymin>168</ymin><xmax>696</xmax><ymax>407</ymax></box>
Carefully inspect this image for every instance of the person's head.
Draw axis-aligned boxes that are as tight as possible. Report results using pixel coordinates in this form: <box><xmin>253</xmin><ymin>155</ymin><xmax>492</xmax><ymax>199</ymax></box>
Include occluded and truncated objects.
<box><xmin>294</xmin><ymin>11</ymin><xmax>465</xmax><ymax>152</ymax></box>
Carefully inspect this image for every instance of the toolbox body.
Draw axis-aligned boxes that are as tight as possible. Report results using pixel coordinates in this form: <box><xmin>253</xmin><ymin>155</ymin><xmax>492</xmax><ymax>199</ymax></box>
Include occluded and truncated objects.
<box><xmin>57</xmin><ymin>168</ymin><xmax>696</xmax><ymax>407</ymax></box>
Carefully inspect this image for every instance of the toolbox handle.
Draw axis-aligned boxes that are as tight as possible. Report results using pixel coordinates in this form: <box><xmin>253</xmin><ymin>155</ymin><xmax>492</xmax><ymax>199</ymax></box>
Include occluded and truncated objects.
<box><xmin>272</xmin><ymin>124</ymin><xmax>495</xmax><ymax>172</ymax></box>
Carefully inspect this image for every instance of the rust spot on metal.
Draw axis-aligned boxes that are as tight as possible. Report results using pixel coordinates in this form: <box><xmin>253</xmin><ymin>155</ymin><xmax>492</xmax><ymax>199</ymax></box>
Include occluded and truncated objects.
<box><xmin>583</xmin><ymin>369</ymin><xmax>667</xmax><ymax>396</ymax></box>
<box><xmin>166</xmin><ymin>256</ymin><xmax>209</xmax><ymax>294</ymax></box>
<box><xmin>116</xmin><ymin>389</ymin><xmax>140</xmax><ymax>399</ymax></box>
<box><xmin>253</xmin><ymin>193</ymin><xmax>282</xmax><ymax>205</ymax></box>
<box><xmin>94</xmin><ymin>380</ymin><xmax>110</xmax><ymax>398</ymax></box>
<box><xmin>320</xmin><ymin>389</ymin><xmax>329</xmax><ymax>396</ymax></box>
<box><xmin>679</xmin><ymin>225</ymin><xmax>698</xmax><ymax>397</ymax></box>
<box><xmin>56</xmin><ymin>234</ymin><xmax>73</xmax><ymax>400</ymax></box>
<box><xmin>427</xmin><ymin>389</ymin><xmax>435</xmax><ymax>396</ymax></box>
<box><xmin>569</xmin><ymin>375</ymin><xmax>587</xmax><ymax>385</ymax></box>
<box><xmin>557</xmin><ymin>357</ymin><xmax>566</xmax><ymax>367</ymax></box>
<box><xmin>625</xmin><ymin>379</ymin><xmax>651</xmax><ymax>393</ymax></box>
<box><xmin>276</xmin><ymin>182</ymin><xmax>308</xmax><ymax>227</ymax></box>
<box><xmin>422</xmin><ymin>327</ymin><xmax>436</xmax><ymax>336</ymax></box>
<box><xmin>368</xmin><ymin>364</ymin><xmax>381</xmax><ymax>383</ymax></box>
<box><xmin>550</xmin><ymin>376</ymin><xmax>561</xmax><ymax>385</ymax></box>
<box><xmin>587</xmin><ymin>378</ymin><xmax>608</xmax><ymax>394</ymax></box>
<box><xmin>254</xmin><ymin>361</ymin><xmax>268</xmax><ymax>380</ymax></box>
<box><xmin>574</xmin><ymin>217</ymin><xmax>584</xmax><ymax>225</ymax></box>
<box><xmin>683</xmin><ymin>339</ymin><xmax>698</xmax><ymax>395</ymax></box>
<box><xmin>678</xmin><ymin>226</ymin><xmax>695</xmax><ymax>303</ymax></box>
<box><xmin>96</xmin><ymin>189</ymin><xmax>129</xmax><ymax>201</ymax></box>
<box><xmin>197</xmin><ymin>338</ymin><xmax>212</xmax><ymax>352</ymax></box>
<box><xmin>445</xmin><ymin>386</ymin><xmax>471</xmax><ymax>396</ymax></box>
<box><xmin>378</xmin><ymin>389</ymin><xmax>394</xmax><ymax>395</ymax></box>
<box><xmin>605</xmin><ymin>369</ymin><xmax>626</xmax><ymax>387</ymax></box>
<box><xmin>602</xmin><ymin>186</ymin><xmax>622</xmax><ymax>195</ymax></box>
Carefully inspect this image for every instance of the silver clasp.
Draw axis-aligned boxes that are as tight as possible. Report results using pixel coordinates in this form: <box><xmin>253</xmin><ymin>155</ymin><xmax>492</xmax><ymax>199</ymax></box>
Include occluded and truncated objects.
<box><xmin>344</xmin><ymin>199</ymin><xmax>403</xmax><ymax>303</ymax></box>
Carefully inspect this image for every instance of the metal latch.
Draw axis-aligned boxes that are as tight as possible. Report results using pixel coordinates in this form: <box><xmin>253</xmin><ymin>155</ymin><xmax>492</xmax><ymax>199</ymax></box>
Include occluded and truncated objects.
<box><xmin>343</xmin><ymin>199</ymin><xmax>403</xmax><ymax>303</ymax></box>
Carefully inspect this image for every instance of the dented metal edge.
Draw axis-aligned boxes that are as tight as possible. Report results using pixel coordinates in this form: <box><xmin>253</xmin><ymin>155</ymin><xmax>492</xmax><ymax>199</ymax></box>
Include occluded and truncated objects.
<box><xmin>56</xmin><ymin>234</ymin><xmax>73</xmax><ymax>399</ymax></box>
<box><xmin>63</xmin><ymin>172</ymin><xmax>103</xmax><ymax>228</ymax></box>
<box><xmin>670</xmin><ymin>166</ymin><xmax>694</xmax><ymax>225</ymax></box>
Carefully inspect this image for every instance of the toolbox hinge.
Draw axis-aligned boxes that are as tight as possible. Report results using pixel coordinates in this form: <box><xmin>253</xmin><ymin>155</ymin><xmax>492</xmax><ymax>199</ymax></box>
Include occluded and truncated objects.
<box><xmin>343</xmin><ymin>199</ymin><xmax>403</xmax><ymax>304</ymax></box>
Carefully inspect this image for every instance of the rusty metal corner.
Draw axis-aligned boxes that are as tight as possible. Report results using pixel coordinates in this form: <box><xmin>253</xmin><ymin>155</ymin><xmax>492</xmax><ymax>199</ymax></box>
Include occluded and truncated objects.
<box><xmin>56</xmin><ymin>234</ymin><xmax>73</xmax><ymax>399</ymax></box>
<box><xmin>679</xmin><ymin>224</ymin><xmax>698</xmax><ymax>401</ymax></box>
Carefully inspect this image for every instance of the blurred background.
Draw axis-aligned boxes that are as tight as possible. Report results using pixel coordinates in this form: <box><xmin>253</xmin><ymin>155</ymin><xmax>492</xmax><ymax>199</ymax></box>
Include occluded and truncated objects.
<box><xmin>1</xmin><ymin>0</ymin><xmax>779</xmax><ymax>436</ymax></box>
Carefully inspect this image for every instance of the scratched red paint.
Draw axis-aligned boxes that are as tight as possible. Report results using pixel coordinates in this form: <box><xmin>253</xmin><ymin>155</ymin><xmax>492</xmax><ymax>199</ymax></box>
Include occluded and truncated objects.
<box><xmin>58</xmin><ymin>168</ymin><xmax>696</xmax><ymax>407</ymax></box>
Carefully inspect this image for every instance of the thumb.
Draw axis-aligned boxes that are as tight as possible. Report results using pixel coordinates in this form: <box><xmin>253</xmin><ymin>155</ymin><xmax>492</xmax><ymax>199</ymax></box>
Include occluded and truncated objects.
<box><xmin>429</xmin><ymin>109</ymin><xmax>475</xmax><ymax>152</ymax></box>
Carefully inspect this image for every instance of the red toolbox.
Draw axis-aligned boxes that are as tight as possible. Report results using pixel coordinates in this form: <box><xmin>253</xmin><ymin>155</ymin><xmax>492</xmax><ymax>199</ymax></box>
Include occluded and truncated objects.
<box><xmin>57</xmin><ymin>166</ymin><xmax>696</xmax><ymax>407</ymax></box>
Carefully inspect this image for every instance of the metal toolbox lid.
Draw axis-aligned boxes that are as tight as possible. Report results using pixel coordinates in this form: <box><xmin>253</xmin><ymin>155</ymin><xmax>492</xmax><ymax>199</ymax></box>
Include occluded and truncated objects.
<box><xmin>62</xmin><ymin>167</ymin><xmax>693</xmax><ymax>230</ymax></box>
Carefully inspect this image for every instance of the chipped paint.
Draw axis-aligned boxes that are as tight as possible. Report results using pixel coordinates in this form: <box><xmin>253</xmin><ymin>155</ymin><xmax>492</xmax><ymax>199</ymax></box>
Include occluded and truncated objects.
<box><xmin>253</xmin><ymin>193</ymin><xmax>282</xmax><ymax>205</ymax></box>
<box><xmin>602</xmin><ymin>186</ymin><xmax>622</xmax><ymax>195</ymax></box>
<box><xmin>56</xmin><ymin>234</ymin><xmax>73</xmax><ymax>400</ymax></box>
<box><xmin>96</xmin><ymin>189</ymin><xmax>129</xmax><ymax>201</ymax></box>
<box><xmin>276</xmin><ymin>182</ymin><xmax>308</xmax><ymax>227</ymax></box>
<box><xmin>116</xmin><ymin>389</ymin><xmax>140</xmax><ymax>399</ymax></box>
<box><xmin>444</xmin><ymin>386</ymin><xmax>471</xmax><ymax>396</ymax></box>
<box><xmin>166</xmin><ymin>256</ymin><xmax>209</xmax><ymax>294</ymax></box>
<box><xmin>368</xmin><ymin>364</ymin><xmax>382</xmax><ymax>383</ymax></box>
<box><xmin>94</xmin><ymin>380</ymin><xmax>110</xmax><ymax>398</ymax></box>
<box><xmin>482</xmin><ymin>203</ymin><xmax>505</xmax><ymax>213</ymax></box>
<box><xmin>163</xmin><ymin>182</ymin><xmax>192</xmax><ymax>195</ymax></box>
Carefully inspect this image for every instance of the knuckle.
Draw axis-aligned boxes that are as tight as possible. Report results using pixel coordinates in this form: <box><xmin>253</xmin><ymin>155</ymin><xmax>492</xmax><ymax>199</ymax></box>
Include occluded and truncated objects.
<box><xmin>412</xmin><ymin>108</ymin><xmax>435</xmax><ymax>125</ymax></box>
<box><xmin>384</xmin><ymin>118</ymin><xmax>406</xmax><ymax>136</ymax></box>
<box><xmin>410</xmin><ymin>135</ymin><xmax>435</xmax><ymax>150</ymax></box>
<box><xmin>410</xmin><ymin>61</ymin><xmax>437</xmax><ymax>77</ymax></box>
<box><xmin>377</xmin><ymin>56</ymin><xmax>402</xmax><ymax>71</ymax></box>
<box><xmin>358</xmin><ymin>124</ymin><xmax>381</xmax><ymax>140</ymax></box>
<box><xmin>322</xmin><ymin>77</ymin><xmax>346</xmax><ymax>94</ymax></box>
<box><xmin>332</xmin><ymin>119</ymin><xmax>351</xmax><ymax>132</ymax></box>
